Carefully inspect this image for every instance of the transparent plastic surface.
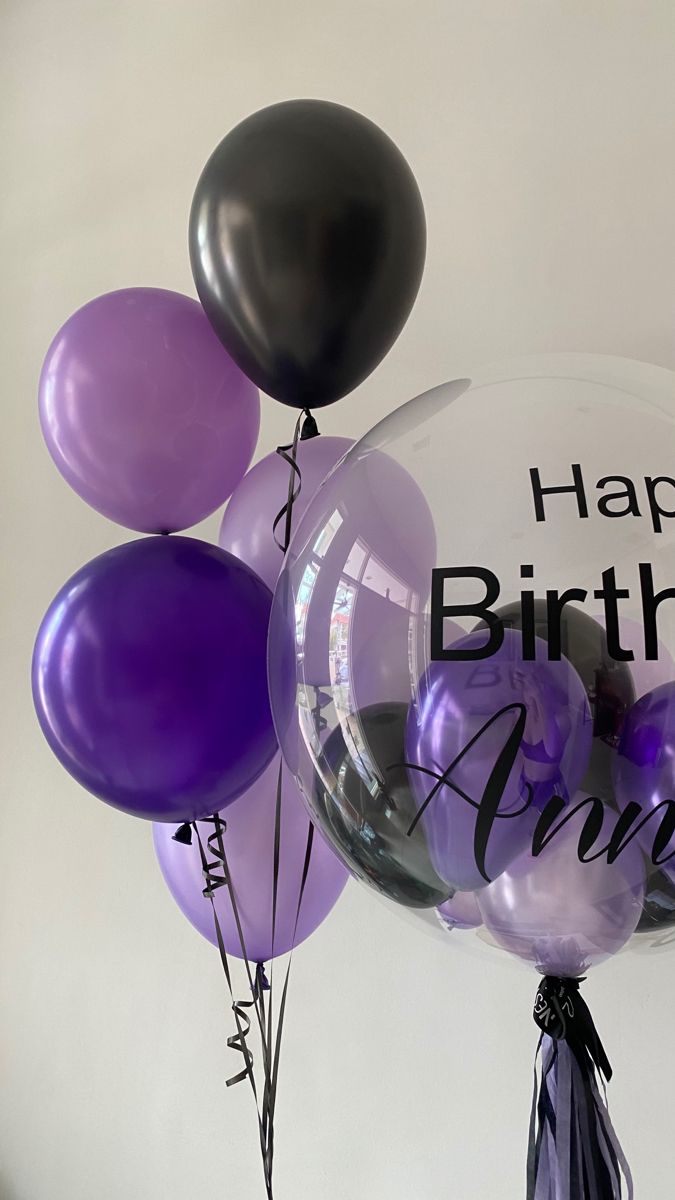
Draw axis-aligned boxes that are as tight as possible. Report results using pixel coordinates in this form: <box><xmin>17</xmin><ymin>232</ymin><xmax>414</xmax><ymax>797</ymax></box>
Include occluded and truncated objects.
<box><xmin>269</xmin><ymin>356</ymin><xmax>675</xmax><ymax>974</ymax></box>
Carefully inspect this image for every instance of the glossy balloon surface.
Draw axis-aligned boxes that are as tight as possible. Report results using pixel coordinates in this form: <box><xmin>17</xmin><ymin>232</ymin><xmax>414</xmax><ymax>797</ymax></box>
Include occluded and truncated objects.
<box><xmin>154</xmin><ymin>755</ymin><xmax>348</xmax><ymax>961</ymax></box>
<box><xmin>33</xmin><ymin>537</ymin><xmax>276</xmax><ymax>821</ymax></box>
<box><xmin>39</xmin><ymin>289</ymin><xmax>259</xmax><ymax>532</ymax></box>
<box><xmin>219</xmin><ymin>435</ymin><xmax>353</xmax><ymax>589</ymax></box>
<box><xmin>189</xmin><ymin>100</ymin><xmax>425</xmax><ymax>409</ymax></box>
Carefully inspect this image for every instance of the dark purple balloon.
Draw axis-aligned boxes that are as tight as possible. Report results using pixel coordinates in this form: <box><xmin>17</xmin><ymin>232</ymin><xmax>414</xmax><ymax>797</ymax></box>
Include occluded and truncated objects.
<box><xmin>405</xmin><ymin>629</ymin><xmax>593</xmax><ymax>892</ymax></box>
<box><xmin>219</xmin><ymin>435</ymin><xmax>354</xmax><ymax>590</ymax></box>
<box><xmin>39</xmin><ymin>288</ymin><xmax>260</xmax><ymax>533</ymax></box>
<box><xmin>614</xmin><ymin>682</ymin><xmax>675</xmax><ymax>883</ymax></box>
<box><xmin>153</xmin><ymin>755</ymin><xmax>348</xmax><ymax>962</ymax></box>
<box><xmin>32</xmin><ymin>537</ymin><xmax>277</xmax><ymax>822</ymax></box>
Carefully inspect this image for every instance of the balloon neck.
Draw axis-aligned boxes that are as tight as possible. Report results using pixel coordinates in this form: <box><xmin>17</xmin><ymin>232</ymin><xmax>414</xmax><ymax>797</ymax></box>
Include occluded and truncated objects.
<box><xmin>172</xmin><ymin>821</ymin><xmax>193</xmax><ymax>845</ymax></box>
<box><xmin>300</xmin><ymin>410</ymin><xmax>320</xmax><ymax>441</ymax></box>
<box><xmin>254</xmin><ymin>962</ymin><xmax>271</xmax><ymax>995</ymax></box>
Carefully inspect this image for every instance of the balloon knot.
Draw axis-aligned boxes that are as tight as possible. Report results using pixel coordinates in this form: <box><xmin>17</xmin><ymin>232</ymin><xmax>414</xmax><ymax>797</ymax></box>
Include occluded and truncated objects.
<box><xmin>300</xmin><ymin>410</ymin><xmax>320</xmax><ymax>441</ymax></box>
<box><xmin>172</xmin><ymin>822</ymin><xmax>193</xmax><ymax>845</ymax></box>
<box><xmin>254</xmin><ymin>963</ymin><xmax>271</xmax><ymax>994</ymax></box>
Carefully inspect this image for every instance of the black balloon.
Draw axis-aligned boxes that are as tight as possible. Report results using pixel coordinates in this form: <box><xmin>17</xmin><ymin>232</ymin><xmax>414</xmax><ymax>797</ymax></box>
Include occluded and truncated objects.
<box><xmin>189</xmin><ymin>100</ymin><xmax>426</xmax><ymax>410</ymax></box>
<box><xmin>477</xmin><ymin>600</ymin><xmax>635</xmax><ymax>801</ymax></box>
<box><xmin>312</xmin><ymin>703</ymin><xmax>450</xmax><ymax>908</ymax></box>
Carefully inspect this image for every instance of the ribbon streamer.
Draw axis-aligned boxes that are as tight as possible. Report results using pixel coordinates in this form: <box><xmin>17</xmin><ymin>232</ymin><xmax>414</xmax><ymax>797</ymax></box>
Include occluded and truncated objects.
<box><xmin>193</xmin><ymin>818</ymin><xmax>269</xmax><ymax>1087</ymax></box>
<box><xmin>528</xmin><ymin>976</ymin><xmax>633</xmax><ymax>1200</ymax></box>
<box><xmin>188</xmin><ymin>795</ymin><xmax>314</xmax><ymax>1199</ymax></box>
<box><xmin>179</xmin><ymin>408</ymin><xmax>319</xmax><ymax>1197</ymax></box>
<box><xmin>272</xmin><ymin>407</ymin><xmax>320</xmax><ymax>554</ymax></box>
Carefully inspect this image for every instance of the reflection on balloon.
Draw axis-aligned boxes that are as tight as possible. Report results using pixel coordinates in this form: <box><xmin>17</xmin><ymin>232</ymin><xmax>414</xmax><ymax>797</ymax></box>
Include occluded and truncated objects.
<box><xmin>342</xmin><ymin>594</ymin><xmax>427</xmax><ymax>717</ymax></box>
<box><xmin>219</xmin><ymin>435</ymin><xmax>354</xmax><ymax>590</ymax></box>
<box><xmin>270</xmin><ymin>446</ymin><xmax>436</xmax><ymax>776</ymax></box>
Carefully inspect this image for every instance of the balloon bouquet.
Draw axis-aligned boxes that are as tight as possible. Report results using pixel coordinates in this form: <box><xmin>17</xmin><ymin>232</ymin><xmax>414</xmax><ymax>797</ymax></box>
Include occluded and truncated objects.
<box><xmin>32</xmin><ymin>100</ymin><xmax>425</xmax><ymax>1199</ymax></box>
<box><xmin>33</xmin><ymin>97</ymin><xmax>675</xmax><ymax>1199</ymax></box>
<box><xmin>269</xmin><ymin>356</ymin><xmax>675</xmax><ymax>1199</ymax></box>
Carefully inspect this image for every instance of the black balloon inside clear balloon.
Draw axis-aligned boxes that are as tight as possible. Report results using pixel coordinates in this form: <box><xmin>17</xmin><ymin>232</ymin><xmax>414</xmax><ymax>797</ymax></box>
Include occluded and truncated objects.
<box><xmin>477</xmin><ymin>600</ymin><xmax>635</xmax><ymax>801</ymax></box>
<box><xmin>189</xmin><ymin>99</ymin><xmax>426</xmax><ymax>410</ymax></box>
<box><xmin>312</xmin><ymin>703</ymin><xmax>450</xmax><ymax>908</ymax></box>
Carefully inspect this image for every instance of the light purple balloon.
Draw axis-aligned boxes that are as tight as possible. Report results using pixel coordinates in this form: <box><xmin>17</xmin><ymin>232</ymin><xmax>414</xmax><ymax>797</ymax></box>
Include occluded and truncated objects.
<box><xmin>153</xmin><ymin>754</ymin><xmax>349</xmax><ymax>962</ymax></box>
<box><xmin>219</xmin><ymin>436</ymin><xmax>354</xmax><ymax>590</ymax></box>
<box><xmin>477</xmin><ymin>814</ymin><xmax>644</xmax><ymax>976</ymax></box>
<box><xmin>291</xmin><ymin>448</ymin><xmax>436</xmax><ymax>691</ymax></box>
<box><xmin>436</xmin><ymin>891</ymin><xmax>482</xmax><ymax>931</ymax></box>
<box><xmin>405</xmin><ymin>629</ymin><xmax>593</xmax><ymax>892</ymax></box>
<box><xmin>39</xmin><ymin>288</ymin><xmax>260</xmax><ymax>533</ymax></box>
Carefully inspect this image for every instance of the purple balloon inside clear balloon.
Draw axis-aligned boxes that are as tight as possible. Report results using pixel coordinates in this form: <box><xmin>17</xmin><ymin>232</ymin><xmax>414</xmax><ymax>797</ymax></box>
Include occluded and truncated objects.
<box><xmin>436</xmin><ymin>891</ymin><xmax>482</xmax><ymax>931</ymax></box>
<box><xmin>478</xmin><ymin>813</ymin><xmax>644</xmax><ymax>976</ymax></box>
<box><xmin>219</xmin><ymin>436</ymin><xmax>354</xmax><ymax>590</ymax></box>
<box><xmin>405</xmin><ymin>629</ymin><xmax>593</xmax><ymax>892</ymax></box>
<box><xmin>614</xmin><ymin>682</ymin><xmax>675</xmax><ymax>884</ymax></box>
<box><xmin>297</xmin><ymin>449</ymin><xmax>435</xmax><ymax>685</ymax></box>
<box><xmin>32</xmin><ymin>536</ymin><xmax>277</xmax><ymax>822</ymax></box>
<box><xmin>153</xmin><ymin>756</ymin><xmax>349</xmax><ymax>962</ymax></box>
<box><xmin>39</xmin><ymin>288</ymin><xmax>260</xmax><ymax>533</ymax></box>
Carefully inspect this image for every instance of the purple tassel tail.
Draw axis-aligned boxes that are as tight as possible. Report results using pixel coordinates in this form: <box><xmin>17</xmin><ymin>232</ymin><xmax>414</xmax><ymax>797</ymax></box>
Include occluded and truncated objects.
<box><xmin>527</xmin><ymin>977</ymin><xmax>632</xmax><ymax>1200</ymax></box>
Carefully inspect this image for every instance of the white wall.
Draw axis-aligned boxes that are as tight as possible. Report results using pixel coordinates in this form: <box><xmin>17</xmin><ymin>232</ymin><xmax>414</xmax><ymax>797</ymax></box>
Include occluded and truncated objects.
<box><xmin>2</xmin><ymin>3</ymin><xmax>675</xmax><ymax>1197</ymax></box>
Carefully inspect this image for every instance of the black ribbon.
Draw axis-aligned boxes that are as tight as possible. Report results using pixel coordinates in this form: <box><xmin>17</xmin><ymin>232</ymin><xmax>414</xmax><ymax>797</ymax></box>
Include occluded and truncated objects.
<box><xmin>528</xmin><ymin>976</ymin><xmax>632</xmax><ymax>1200</ymax></box>
<box><xmin>193</xmin><ymin>816</ymin><xmax>268</xmax><ymax>1088</ymax></box>
<box><xmin>533</xmin><ymin>976</ymin><xmax>612</xmax><ymax>1082</ymax></box>
<box><xmin>191</xmin><ymin>814</ymin><xmax>275</xmax><ymax>1195</ymax></box>
<box><xmin>173</xmin><ymin>409</ymin><xmax>320</xmax><ymax>1198</ymax></box>
<box><xmin>187</xmin><ymin>799</ymin><xmax>314</xmax><ymax>1199</ymax></box>
<box><xmin>272</xmin><ymin>407</ymin><xmax>320</xmax><ymax>555</ymax></box>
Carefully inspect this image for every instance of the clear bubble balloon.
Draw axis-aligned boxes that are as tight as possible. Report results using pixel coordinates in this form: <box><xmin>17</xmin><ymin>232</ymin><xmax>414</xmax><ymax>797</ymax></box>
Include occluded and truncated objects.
<box><xmin>269</xmin><ymin>355</ymin><xmax>675</xmax><ymax>972</ymax></box>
